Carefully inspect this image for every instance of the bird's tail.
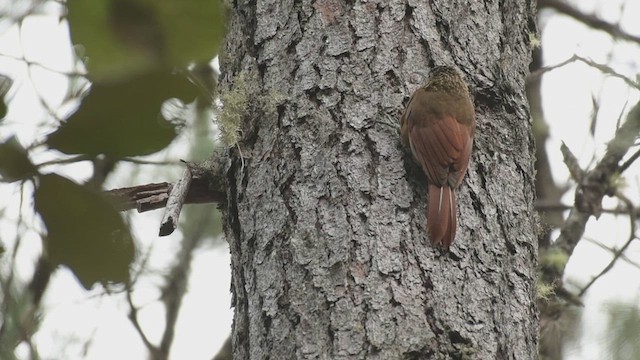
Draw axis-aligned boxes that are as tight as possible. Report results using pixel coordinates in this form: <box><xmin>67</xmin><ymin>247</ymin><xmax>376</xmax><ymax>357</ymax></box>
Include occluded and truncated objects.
<box><xmin>427</xmin><ymin>184</ymin><xmax>457</xmax><ymax>248</ymax></box>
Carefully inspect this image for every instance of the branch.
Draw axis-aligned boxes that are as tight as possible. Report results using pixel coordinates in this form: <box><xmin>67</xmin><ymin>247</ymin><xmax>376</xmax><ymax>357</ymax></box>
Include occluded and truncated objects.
<box><xmin>528</xmin><ymin>55</ymin><xmax>640</xmax><ymax>92</ymax></box>
<box><xmin>539</xmin><ymin>104</ymin><xmax>640</xmax><ymax>307</ymax></box>
<box><xmin>105</xmin><ymin>166</ymin><xmax>225</xmax><ymax>214</ymax></box>
<box><xmin>106</xmin><ymin>182</ymin><xmax>173</xmax><ymax>212</ymax></box>
<box><xmin>527</xmin><ymin>55</ymin><xmax>578</xmax><ymax>81</ymax></box>
<box><xmin>535</xmin><ymin>200</ymin><xmax>638</xmax><ymax>215</ymax></box>
<box><xmin>554</xmin><ymin>101</ymin><xmax>640</xmax><ymax>262</ymax></box>
<box><xmin>538</xmin><ymin>0</ymin><xmax>640</xmax><ymax>45</ymax></box>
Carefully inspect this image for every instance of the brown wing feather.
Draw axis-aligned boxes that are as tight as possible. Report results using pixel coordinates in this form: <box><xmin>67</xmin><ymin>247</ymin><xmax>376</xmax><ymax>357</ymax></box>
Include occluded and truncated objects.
<box><xmin>454</xmin><ymin>131</ymin><xmax>473</xmax><ymax>187</ymax></box>
<box><xmin>408</xmin><ymin>115</ymin><xmax>472</xmax><ymax>188</ymax></box>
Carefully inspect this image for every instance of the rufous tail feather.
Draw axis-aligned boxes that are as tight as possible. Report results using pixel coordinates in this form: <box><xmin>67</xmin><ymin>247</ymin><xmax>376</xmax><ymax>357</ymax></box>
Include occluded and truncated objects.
<box><xmin>427</xmin><ymin>185</ymin><xmax>457</xmax><ymax>248</ymax></box>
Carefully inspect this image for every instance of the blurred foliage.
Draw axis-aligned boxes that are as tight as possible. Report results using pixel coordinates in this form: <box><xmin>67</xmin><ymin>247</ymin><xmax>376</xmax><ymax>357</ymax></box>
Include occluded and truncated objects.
<box><xmin>540</xmin><ymin>304</ymin><xmax>582</xmax><ymax>360</ymax></box>
<box><xmin>604</xmin><ymin>300</ymin><xmax>640</xmax><ymax>360</ymax></box>
<box><xmin>35</xmin><ymin>174</ymin><xmax>135</xmax><ymax>289</ymax></box>
<box><xmin>46</xmin><ymin>69</ymin><xmax>198</xmax><ymax>157</ymax></box>
<box><xmin>0</xmin><ymin>137</ymin><xmax>37</xmax><ymax>182</ymax></box>
<box><xmin>0</xmin><ymin>282</ymin><xmax>42</xmax><ymax>360</ymax></box>
<box><xmin>540</xmin><ymin>247</ymin><xmax>569</xmax><ymax>275</ymax></box>
<box><xmin>0</xmin><ymin>0</ymin><xmax>227</xmax><ymax>290</ymax></box>
<box><xmin>67</xmin><ymin>0</ymin><xmax>226</xmax><ymax>82</ymax></box>
<box><xmin>52</xmin><ymin>0</ymin><xmax>227</xmax><ymax>158</ymax></box>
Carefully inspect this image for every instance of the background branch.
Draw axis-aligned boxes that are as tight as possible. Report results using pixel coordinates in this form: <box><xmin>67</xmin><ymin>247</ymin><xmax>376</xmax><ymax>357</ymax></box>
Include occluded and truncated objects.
<box><xmin>578</xmin><ymin>192</ymin><xmax>637</xmax><ymax>296</ymax></box>
<box><xmin>538</xmin><ymin>0</ymin><xmax>640</xmax><ymax>44</ymax></box>
<box><xmin>554</xmin><ymin>102</ymin><xmax>640</xmax><ymax>259</ymax></box>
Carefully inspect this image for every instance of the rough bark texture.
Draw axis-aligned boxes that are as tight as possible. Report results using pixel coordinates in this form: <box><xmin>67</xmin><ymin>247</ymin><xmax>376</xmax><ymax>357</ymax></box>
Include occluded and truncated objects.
<box><xmin>220</xmin><ymin>1</ymin><xmax>538</xmax><ymax>359</ymax></box>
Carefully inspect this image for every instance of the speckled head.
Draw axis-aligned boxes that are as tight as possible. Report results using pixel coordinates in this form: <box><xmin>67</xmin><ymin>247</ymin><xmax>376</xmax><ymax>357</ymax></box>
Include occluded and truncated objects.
<box><xmin>424</xmin><ymin>66</ymin><xmax>470</xmax><ymax>97</ymax></box>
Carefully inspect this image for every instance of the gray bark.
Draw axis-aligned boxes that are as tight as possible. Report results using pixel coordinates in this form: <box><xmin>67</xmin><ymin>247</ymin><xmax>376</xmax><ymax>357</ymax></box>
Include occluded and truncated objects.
<box><xmin>220</xmin><ymin>0</ymin><xmax>539</xmax><ymax>359</ymax></box>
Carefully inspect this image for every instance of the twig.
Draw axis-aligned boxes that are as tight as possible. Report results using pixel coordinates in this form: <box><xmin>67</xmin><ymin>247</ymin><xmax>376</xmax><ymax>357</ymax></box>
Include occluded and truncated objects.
<box><xmin>18</xmin><ymin>23</ymin><xmax>64</xmax><ymax>123</ymax></box>
<box><xmin>619</xmin><ymin>147</ymin><xmax>640</xmax><ymax>173</ymax></box>
<box><xmin>527</xmin><ymin>55</ymin><xmax>579</xmax><ymax>81</ymax></box>
<box><xmin>527</xmin><ymin>55</ymin><xmax>640</xmax><ymax>92</ymax></box>
<box><xmin>535</xmin><ymin>200</ymin><xmax>637</xmax><ymax>215</ymax></box>
<box><xmin>120</xmin><ymin>158</ymin><xmax>183</xmax><ymax>166</ymax></box>
<box><xmin>560</xmin><ymin>142</ymin><xmax>585</xmax><ymax>182</ymax></box>
<box><xmin>126</xmin><ymin>286</ymin><xmax>162</xmax><ymax>358</ymax></box>
<box><xmin>574</xmin><ymin>56</ymin><xmax>640</xmax><ymax>92</ymax></box>
<box><xmin>578</xmin><ymin>192</ymin><xmax>637</xmax><ymax>296</ymax></box>
<box><xmin>0</xmin><ymin>52</ymin><xmax>87</xmax><ymax>78</ymax></box>
<box><xmin>582</xmin><ymin>237</ymin><xmax>640</xmax><ymax>272</ymax></box>
<box><xmin>159</xmin><ymin>164</ymin><xmax>192</xmax><ymax>236</ymax></box>
<box><xmin>35</xmin><ymin>154</ymin><xmax>92</xmax><ymax>168</ymax></box>
<box><xmin>614</xmin><ymin>98</ymin><xmax>630</xmax><ymax>134</ymax></box>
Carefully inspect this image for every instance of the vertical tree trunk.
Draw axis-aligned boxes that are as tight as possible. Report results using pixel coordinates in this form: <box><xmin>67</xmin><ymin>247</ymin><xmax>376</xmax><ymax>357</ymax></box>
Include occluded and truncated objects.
<box><xmin>220</xmin><ymin>1</ymin><xmax>538</xmax><ymax>359</ymax></box>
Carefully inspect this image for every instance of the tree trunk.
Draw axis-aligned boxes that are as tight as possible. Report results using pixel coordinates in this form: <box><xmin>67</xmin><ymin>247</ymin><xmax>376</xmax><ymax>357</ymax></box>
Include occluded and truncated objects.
<box><xmin>220</xmin><ymin>1</ymin><xmax>538</xmax><ymax>359</ymax></box>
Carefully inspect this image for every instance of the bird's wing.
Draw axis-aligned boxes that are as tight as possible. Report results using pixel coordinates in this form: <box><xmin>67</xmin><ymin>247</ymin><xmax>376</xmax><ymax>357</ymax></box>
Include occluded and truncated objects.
<box><xmin>408</xmin><ymin>115</ymin><xmax>472</xmax><ymax>188</ymax></box>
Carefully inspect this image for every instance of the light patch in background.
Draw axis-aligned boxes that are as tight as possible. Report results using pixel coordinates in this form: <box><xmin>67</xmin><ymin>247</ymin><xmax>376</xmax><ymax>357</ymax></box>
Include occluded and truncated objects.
<box><xmin>539</xmin><ymin>1</ymin><xmax>640</xmax><ymax>359</ymax></box>
<box><xmin>172</xmin><ymin>246</ymin><xmax>233</xmax><ymax>359</ymax></box>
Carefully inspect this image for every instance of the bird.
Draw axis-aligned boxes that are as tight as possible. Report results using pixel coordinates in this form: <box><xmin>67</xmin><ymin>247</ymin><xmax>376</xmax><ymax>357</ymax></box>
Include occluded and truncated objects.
<box><xmin>400</xmin><ymin>66</ymin><xmax>475</xmax><ymax>248</ymax></box>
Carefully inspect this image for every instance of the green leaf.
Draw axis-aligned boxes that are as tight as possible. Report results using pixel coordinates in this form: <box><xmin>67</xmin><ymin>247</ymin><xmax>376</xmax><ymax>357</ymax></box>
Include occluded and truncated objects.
<box><xmin>47</xmin><ymin>69</ymin><xmax>198</xmax><ymax>157</ymax></box>
<box><xmin>67</xmin><ymin>0</ymin><xmax>226</xmax><ymax>82</ymax></box>
<box><xmin>0</xmin><ymin>137</ymin><xmax>38</xmax><ymax>182</ymax></box>
<box><xmin>35</xmin><ymin>174</ymin><xmax>135</xmax><ymax>289</ymax></box>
